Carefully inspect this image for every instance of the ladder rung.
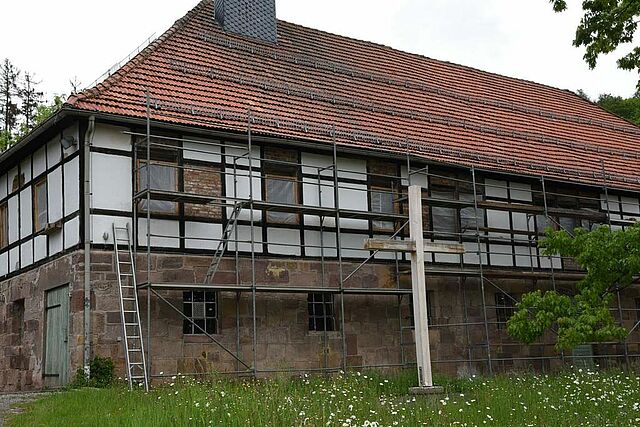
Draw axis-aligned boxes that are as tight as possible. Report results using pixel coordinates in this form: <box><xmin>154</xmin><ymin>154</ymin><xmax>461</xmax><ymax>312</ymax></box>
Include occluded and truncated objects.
<box><xmin>121</xmin><ymin>285</ymin><xmax>136</xmax><ymax>288</ymax></box>
<box><xmin>128</xmin><ymin>348</ymin><xmax>142</xmax><ymax>352</ymax></box>
<box><xmin>123</xmin><ymin>310</ymin><xmax>137</xmax><ymax>313</ymax></box>
<box><xmin>123</xmin><ymin>297</ymin><xmax>137</xmax><ymax>301</ymax></box>
<box><xmin>127</xmin><ymin>336</ymin><xmax>141</xmax><ymax>339</ymax></box>
<box><xmin>124</xmin><ymin>323</ymin><xmax>139</xmax><ymax>326</ymax></box>
<box><xmin>129</xmin><ymin>362</ymin><xmax>145</xmax><ymax>365</ymax></box>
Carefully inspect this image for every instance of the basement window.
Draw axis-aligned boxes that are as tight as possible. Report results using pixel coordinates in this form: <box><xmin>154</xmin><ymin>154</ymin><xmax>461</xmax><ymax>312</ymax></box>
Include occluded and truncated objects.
<box><xmin>495</xmin><ymin>293</ymin><xmax>517</xmax><ymax>329</ymax></box>
<box><xmin>33</xmin><ymin>178</ymin><xmax>48</xmax><ymax>232</ymax></box>
<box><xmin>265</xmin><ymin>174</ymin><xmax>299</xmax><ymax>224</ymax></box>
<box><xmin>183</xmin><ymin>291</ymin><xmax>217</xmax><ymax>335</ymax></box>
<box><xmin>0</xmin><ymin>203</ymin><xmax>7</xmax><ymax>249</ymax></box>
<box><xmin>138</xmin><ymin>161</ymin><xmax>179</xmax><ymax>214</ymax></box>
<box><xmin>308</xmin><ymin>293</ymin><xmax>336</xmax><ymax>332</ymax></box>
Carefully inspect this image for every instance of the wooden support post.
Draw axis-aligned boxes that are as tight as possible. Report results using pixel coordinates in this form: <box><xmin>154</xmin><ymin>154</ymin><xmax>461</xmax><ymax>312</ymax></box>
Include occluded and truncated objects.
<box><xmin>408</xmin><ymin>185</ymin><xmax>440</xmax><ymax>392</ymax></box>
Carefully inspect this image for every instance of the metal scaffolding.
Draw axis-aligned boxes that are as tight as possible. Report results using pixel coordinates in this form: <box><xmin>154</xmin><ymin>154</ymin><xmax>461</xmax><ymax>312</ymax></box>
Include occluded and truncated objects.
<box><xmin>121</xmin><ymin>96</ymin><xmax>640</xmax><ymax>383</ymax></box>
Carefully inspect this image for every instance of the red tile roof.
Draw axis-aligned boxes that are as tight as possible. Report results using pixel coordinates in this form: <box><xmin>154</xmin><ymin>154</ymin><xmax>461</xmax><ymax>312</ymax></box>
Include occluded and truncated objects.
<box><xmin>67</xmin><ymin>0</ymin><xmax>640</xmax><ymax>190</ymax></box>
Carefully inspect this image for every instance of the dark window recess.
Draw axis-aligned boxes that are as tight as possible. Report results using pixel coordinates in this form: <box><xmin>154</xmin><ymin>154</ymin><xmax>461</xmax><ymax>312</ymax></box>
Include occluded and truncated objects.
<box><xmin>265</xmin><ymin>175</ymin><xmax>299</xmax><ymax>224</ymax></box>
<box><xmin>308</xmin><ymin>293</ymin><xmax>336</xmax><ymax>331</ymax></box>
<box><xmin>495</xmin><ymin>293</ymin><xmax>517</xmax><ymax>328</ymax></box>
<box><xmin>139</xmin><ymin>161</ymin><xmax>179</xmax><ymax>214</ymax></box>
<box><xmin>12</xmin><ymin>299</ymin><xmax>25</xmax><ymax>341</ymax></box>
<box><xmin>183</xmin><ymin>291</ymin><xmax>217</xmax><ymax>335</ymax></box>
<box><xmin>33</xmin><ymin>178</ymin><xmax>48</xmax><ymax>232</ymax></box>
<box><xmin>0</xmin><ymin>203</ymin><xmax>7</xmax><ymax>249</ymax></box>
<box><xmin>371</xmin><ymin>187</ymin><xmax>395</xmax><ymax>231</ymax></box>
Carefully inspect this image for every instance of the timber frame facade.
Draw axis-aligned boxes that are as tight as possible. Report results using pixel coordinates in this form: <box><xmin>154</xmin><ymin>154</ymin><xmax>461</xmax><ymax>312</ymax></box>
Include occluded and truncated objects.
<box><xmin>2</xmin><ymin>0</ymin><xmax>640</xmax><ymax>390</ymax></box>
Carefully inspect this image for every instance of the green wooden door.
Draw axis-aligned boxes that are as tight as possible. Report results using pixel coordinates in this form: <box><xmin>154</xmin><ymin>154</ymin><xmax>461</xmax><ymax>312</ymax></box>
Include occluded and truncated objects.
<box><xmin>44</xmin><ymin>285</ymin><xmax>70</xmax><ymax>388</ymax></box>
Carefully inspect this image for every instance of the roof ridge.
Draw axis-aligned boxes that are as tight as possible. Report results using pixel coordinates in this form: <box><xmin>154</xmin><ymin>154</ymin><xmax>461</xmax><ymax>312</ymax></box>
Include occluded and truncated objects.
<box><xmin>67</xmin><ymin>0</ymin><xmax>211</xmax><ymax>106</ymax></box>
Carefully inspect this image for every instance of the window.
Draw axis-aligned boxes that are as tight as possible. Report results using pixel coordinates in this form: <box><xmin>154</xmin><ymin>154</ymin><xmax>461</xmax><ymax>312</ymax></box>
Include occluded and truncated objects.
<box><xmin>265</xmin><ymin>174</ymin><xmax>299</xmax><ymax>224</ymax></box>
<box><xmin>308</xmin><ymin>293</ymin><xmax>336</xmax><ymax>331</ymax></box>
<box><xmin>431</xmin><ymin>190</ymin><xmax>457</xmax><ymax>238</ymax></box>
<box><xmin>183</xmin><ymin>291</ymin><xmax>217</xmax><ymax>335</ymax></box>
<box><xmin>0</xmin><ymin>203</ymin><xmax>7</xmax><ymax>248</ymax></box>
<box><xmin>495</xmin><ymin>293</ymin><xmax>517</xmax><ymax>328</ymax></box>
<box><xmin>371</xmin><ymin>187</ymin><xmax>396</xmax><ymax>231</ymax></box>
<box><xmin>33</xmin><ymin>178</ymin><xmax>47</xmax><ymax>232</ymax></box>
<box><xmin>139</xmin><ymin>161</ymin><xmax>178</xmax><ymax>214</ymax></box>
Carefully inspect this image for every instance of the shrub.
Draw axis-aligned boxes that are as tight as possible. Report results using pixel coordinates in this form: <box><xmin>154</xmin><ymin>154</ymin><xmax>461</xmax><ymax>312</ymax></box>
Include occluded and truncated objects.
<box><xmin>70</xmin><ymin>356</ymin><xmax>115</xmax><ymax>388</ymax></box>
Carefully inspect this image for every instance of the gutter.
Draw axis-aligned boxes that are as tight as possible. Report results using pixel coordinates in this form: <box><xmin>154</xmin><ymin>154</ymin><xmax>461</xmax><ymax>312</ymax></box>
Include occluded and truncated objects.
<box><xmin>83</xmin><ymin>116</ymin><xmax>96</xmax><ymax>378</ymax></box>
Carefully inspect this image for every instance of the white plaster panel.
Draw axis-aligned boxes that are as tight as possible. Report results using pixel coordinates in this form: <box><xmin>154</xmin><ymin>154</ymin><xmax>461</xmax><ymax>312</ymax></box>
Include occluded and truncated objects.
<box><xmin>337</xmin><ymin>157</ymin><xmax>367</xmax><ymax>181</ymax></box>
<box><xmin>463</xmin><ymin>241</ymin><xmax>488</xmax><ymax>265</ymax></box>
<box><xmin>401</xmin><ymin>165</ymin><xmax>428</xmax><ymax>188</ymax></box>
<box><xmin>137</xmin><ymin>218</ymin><xmax>180</xmax><ymax>248</ymax></box>
<box><xmin>47</xmin><ymin>166</ymin><xmax>63</xmax><ymax>222</ymax></box>
<box><xmin>515</xmin><ymin>245</ymin><xmax>534</xmax><ymax>268</ymax></box>
<box><xmin>47</xmin><ymin>137</ymin><xmax>62</xmax><ymax>166</ymax></box>
<box><xmin>509</xmin><ymin>182</ymin><xmax>532</xmax><ymax>202</ymax></box>
<box><xmin>20</xmin><ymin>188</ymin><xmax>32</xmax><ymax>239</ymax></box>
<box><xmin>267</xmin><ymin>228</ymin><xmax>301</xmax><ymax>255</ymax></box>
<box><xmin>9</xmin><ymin>247</ymin><xmax>19</xmax><ymax>272</ymax></box>
<box><xmin>434</xmin><ymin>240</ymin><xmax>462</xmax><ymax>264</ymax></box>
<box><xmin>224</xmin><ymin>168</ymin><xmax>262</xmax><ymax>221</ymax></box>
<box><xmin>34</xmin><ymin>235</ymin><xmax>47</xmax><ymax>262</ymax></box>
<box><xmin>621</xmin><ymin>196</ymin><xmax>640</xmax><ymax>214</ymax></box>
<box><xmin>229</xmin><ymin>225</ymin><xmax>263</xmax><ymax>253</ymax></box>
<box><xmin>33</xmin><ymin>146</ymin><xmax>47</xmax><ymax>177</ymax></box>
<box><xmin>225</xmin><ymin>145</ymin><xmax>261</xmax><ymax>167</ymax></box>
<box><xmin>338</xmin><ymin>182</ymin><xmax>368</xmax><ymax>230</ymax></box>
<box><xmin>487</xmin><ymin>209</ymin><xmax>510</xmax><ymax>237</ymax></box>
<box><xmin>20</xmin><ymin>239</ymin><xmax>33</xmax><ymax>268</ymax></box>
<box><xmin>303</xmin><ymin>177</ymin><xmax>335</xmax><ymax>227</ymax></box>
<box><xmin>92</xmin><ymin>124</ymin><xmax>131</xmax><ymax>151</ymax></box>
<box><xmin>20</xmin><ymin>156</ymin><xmax>31</xmax><ymax>184</ymax></box>
<box><xmin>301</xmin><ymin>152</ymin><xmax>334</xmax><ymax>177</ymax></box>
<box><xmin>184</xmin><ymin>138</ymin><xmax>222</xmax><ymax>163</ymax></box>
<box><xmin>8</xmin><ymin>195</ymin><xmax>18</xmax><ymax>244</ymax></box>
<box><xmin>539</xmin><ymin>254</ymin><xmax>562</xmax><ymax>269</ymax></box>
<box><xmin>64</xmin><ymin>156</ymin><xmax>80</xmax><ymax>215</ymax></box>
<box><xmin>0</xmin><ymin>251</ymin><xmax>7</xmax><ymax>277</ymax></box>
<box><xmin>62</xmin><ymin>123</ymin><xmax>80</xmax><ymax>157</ymax></box>
<box><xmin>485</xmin><ymin>179</ymin><xmax>508</xmax><ymax>199</ymax></box>
<box><xmin>8</xmin><ymin>167</ymin><xmax>18</xmax><ymax>193</ymax></box>
<box><xmin>340</xmin><ymin>233</ymin><xmax>369</xmax><ymax>258</ymax></box>
<box><xmin>91</xmin><ymin>153</ymin><xmax>132</xmax><ymax>211</ymax></box>
<box><xmin>511</xmin><ymin>212</ymin><xmax>529</xmax><ymax>232</ymax></box>
<box><xmin>303</xmin><ymin>230</ymin><xmax>337</xmax><ymax>257</ymax></box>
<box><xmin>64</xmin><ymin>216</ymin><xmax>80</xmax><ymax>249</ymax></box>
<box><xmin>185</xmin><ymin>221</ymin><xmax>222</xmax><ymax>250</ymax></box>
<box><xmin>0</xmin><ymin>174</ymin><xmax>6</xmax><ymax>200</ymax></box>
<box><xmin>49</xmin><ymin>229</ymin><xmax>63</xmax><ymax>255</ymax></box>
<box><xmin>92</xmin><ymin>215</ymin><xmax>132</xmax><ymax>245</ymax></box>
<box><xmin>601</xmin><ymin>194</ymin><xmax>620</xmax><ymax>213</ymax></box>
<box><xmin>489</xmin><ymin>244</ymin><xmax>513</xmax><ymax>266</ymax></box>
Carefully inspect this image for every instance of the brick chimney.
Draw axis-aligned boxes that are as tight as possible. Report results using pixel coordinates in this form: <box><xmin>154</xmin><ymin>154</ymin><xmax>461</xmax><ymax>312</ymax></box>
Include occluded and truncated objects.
<box><xmin>214</xmin><ymin>0</ymin><xmax>277</xmax><ymax>43</ymax></box>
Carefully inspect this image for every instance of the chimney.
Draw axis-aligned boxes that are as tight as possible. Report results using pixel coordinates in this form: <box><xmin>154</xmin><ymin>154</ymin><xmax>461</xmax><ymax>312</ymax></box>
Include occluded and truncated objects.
<box><xmin>214</xmin><ymin>0</ymin><xmax>277</xmax><ymax>44</ymax></box>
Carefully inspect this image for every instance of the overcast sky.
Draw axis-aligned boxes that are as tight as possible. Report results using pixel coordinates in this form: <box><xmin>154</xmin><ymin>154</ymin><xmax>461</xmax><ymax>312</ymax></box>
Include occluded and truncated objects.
<box><xmin>1</xmin><ymin>0</ymin><xmax>637</xmax><ymax>101</ymax></box>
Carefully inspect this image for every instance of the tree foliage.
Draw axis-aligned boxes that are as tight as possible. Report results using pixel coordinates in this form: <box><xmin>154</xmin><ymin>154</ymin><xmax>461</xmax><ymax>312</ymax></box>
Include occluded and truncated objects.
<box><xmin>0</xmin><ymin>58</ymin><xmax>20</xmax><ymax>151</ymax></box>
<box><xmin>508</xmin><ymin>223</ymin><xmax>640</xmax><ymax>349</ymax></box>
<box><xmin>550</xmin><ymin>0</ymin><xmax>640</xmax><ymax>89</ymax></box>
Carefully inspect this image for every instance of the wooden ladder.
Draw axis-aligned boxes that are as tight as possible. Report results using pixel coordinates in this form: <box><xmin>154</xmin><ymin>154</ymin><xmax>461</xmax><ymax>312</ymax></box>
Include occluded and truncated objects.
<box><xmin>112</xmin><ymin>223</ymin><xmax>149</xmax><ymax>391</ymax></box>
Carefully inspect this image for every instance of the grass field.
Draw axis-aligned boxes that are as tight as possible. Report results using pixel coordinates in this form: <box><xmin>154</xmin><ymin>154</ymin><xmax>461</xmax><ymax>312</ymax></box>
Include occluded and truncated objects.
<box><xmin>7</xmin><ymin>369</ymin><xmax>640</xmax><ymax>426</ymax></box>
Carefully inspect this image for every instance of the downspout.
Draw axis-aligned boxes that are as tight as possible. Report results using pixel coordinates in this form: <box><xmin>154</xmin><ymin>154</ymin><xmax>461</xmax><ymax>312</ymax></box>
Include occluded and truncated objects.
<box><xmin>83</xmin><ymin>116</ymin><xmax>95</xmax><ymax>378</ymax></box>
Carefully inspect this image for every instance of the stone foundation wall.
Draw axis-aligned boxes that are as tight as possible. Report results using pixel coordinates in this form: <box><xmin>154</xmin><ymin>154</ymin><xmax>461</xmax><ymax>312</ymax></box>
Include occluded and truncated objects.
<box><xmin>0</xmin><ymin>251</ymin><xmax>85</xmax><ymax>391</ymax></box>
<box><xmin>3</xmin><ymin>249</ymin><xmax>640</xmax><ymax>391</ymax></box>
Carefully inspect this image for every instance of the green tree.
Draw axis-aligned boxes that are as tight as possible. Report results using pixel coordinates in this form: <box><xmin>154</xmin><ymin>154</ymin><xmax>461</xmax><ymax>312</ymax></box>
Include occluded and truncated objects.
<box><xmin>18</xmin><ymin>72</ymin><xmax>43</xmax><ymax>134</ymax></box>
<box><xmin>0</xmin><ymin>58</ymin><xmax>20</xmax><ymax>150</ymax></box>
<box><xmin>550</xmin><ymin>1</ymin><xmax>640</xmax><ymax>89</ymax></box>
<box><xmin>508</xmin><ymin>224</ymin><xmax>640</xmax><ymax>350</ymax></box>
<box><xmin>32</xmin><ymin>94</ymin><xmax>64</xmax><ymax>128</ymax></box>
<box><xmin>596</xmin><ymin>93</ymin><xmax>640</xmax><ymax>125</ymax></box>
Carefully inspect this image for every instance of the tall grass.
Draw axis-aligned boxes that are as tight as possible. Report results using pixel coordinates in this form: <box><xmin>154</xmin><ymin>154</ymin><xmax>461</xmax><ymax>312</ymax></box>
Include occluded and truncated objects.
<box><xmin>8</xmin><ymin>369</ymin><xmax>640</xmax><ymax>426</ymax></box>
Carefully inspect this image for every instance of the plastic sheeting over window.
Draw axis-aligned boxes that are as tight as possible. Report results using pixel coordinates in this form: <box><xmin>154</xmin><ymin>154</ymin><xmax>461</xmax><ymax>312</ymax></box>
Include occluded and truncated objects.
<box><xmin>139</xmin><ymin>163</ymin><xmax>177</xmax><ymax>214</ymax></box>
<box><xmin>266</xmin><ymin>176</ymin><xmax>298</xmax><ymax>224</ymax></box>
<box><xmin>371</xmin><ymin>188</ymin><xmax>394</xmax><ymax>231</ymax></box>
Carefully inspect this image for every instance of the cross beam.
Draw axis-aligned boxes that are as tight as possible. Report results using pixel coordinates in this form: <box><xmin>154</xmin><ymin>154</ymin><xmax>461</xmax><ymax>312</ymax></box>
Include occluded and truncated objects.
<box><xmin>364</xmin><ymin>239</ymin><xmax>464</xmax><ymax>254</ymax></box>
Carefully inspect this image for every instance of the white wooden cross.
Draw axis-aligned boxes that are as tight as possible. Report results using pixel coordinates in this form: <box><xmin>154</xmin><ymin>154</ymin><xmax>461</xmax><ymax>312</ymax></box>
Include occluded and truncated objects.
<box><xmin>364</xmin><ymin>185</ymin><xmax>464</xmax><ymax>391</ymax></box>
